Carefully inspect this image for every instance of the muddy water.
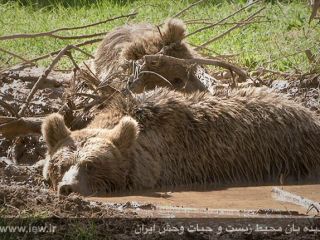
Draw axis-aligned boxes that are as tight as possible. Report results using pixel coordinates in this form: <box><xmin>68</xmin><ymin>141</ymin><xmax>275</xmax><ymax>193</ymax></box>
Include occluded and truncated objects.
<box><xmin>88</xmin><ymin>184</ymin><xmax>320</xmax><ymax>217</ymax></box>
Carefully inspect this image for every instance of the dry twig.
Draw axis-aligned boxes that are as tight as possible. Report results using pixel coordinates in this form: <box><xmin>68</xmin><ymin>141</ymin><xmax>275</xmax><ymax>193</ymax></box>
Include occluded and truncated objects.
<box><xmin>0</xmin><ymin>13</ymin><xmax>137</xmax><ymax>41</ymax></box>
<box><xmin>18</xmin><ymin>44</ymin><xmax>86</xmax><ymax>116</ymax></box>
<box><xmin>185</xmin><ymin>18</ymin><xmax>269</xmax><ymax>26</ymax></box>
<box><xmin>195</xmin><ymin>7</ymin><xmax>265</xmax><ymax>50</ymax></box>
<box><xmin>158</xmin><ymin>0</ymin><xmax>206</xmax><ymax>26</ymax></box>
<box><xmin>0</xmin><ymin>47</ymin><xmax>35</xmax><ymax>66</ymax></box>
<box><xmin>185</xmin><ymin>0</ymin><xmax>261</xmax><ymax>38</ymax></box>
<box><xmin>172</xmin><ymin>0</ymin><xmax>206</xmax><ymax>18</ymax></box>
<box><xmin>0</xmin><ymin>100</ymin><xmax>18</xmax><ymax>117</ymax></box>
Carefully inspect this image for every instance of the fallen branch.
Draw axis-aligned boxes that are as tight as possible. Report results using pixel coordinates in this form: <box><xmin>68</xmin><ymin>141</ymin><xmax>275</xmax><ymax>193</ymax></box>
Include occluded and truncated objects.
<box><xmin>185</xmin><ymin>0</ymin><xmax>261</xmax><ymax>38</ymax></box>
<box><xmin>79</xmin><ymin>62</ymin><xmax>101</xmax><ymax>88</ymax></box>
<box><xmin>271</xmin><ymin>187</ymin><xmax>320</xmax><ymax>214</ymax></box>
<box><xmin>0</xmin><ymin>116</ymin><xmax>17</xmax><ymax>124</ymax></box>
<box><xmin>0</xmin><ymin>12</ymin><xmax>137</xmax><ymax>41</ymax></box>
<box><xmin>196</xmin><ymin>7</ymin><xmax>265</xmax><ymax>50</ymax></box>
<box><xmin>144</xmin><ymin>55</ymin><xmax>247</xmax><ymax>81</ymax></box>
<box><xmin>48</xmin><ymin>31</ymin><xmax>108</xmax><ymax>40</ymax></box>
<box><xmin>0</xmin><ymin>100</ymin><xmax>18</xmax><ymax>117</ymax></box>
<box><xmin>0</xmin><ymin>117</ymin><xmax>42</xmax><ymax>138</ymax></box>
<box><xmin>0</xmin><ymin>47</ymin><xmax>35</xmax><ymax>66</ymax></box>
<box><xmin>18</xmin><ymin>45</ymin><xmax>79</xmax><ymax>116</ymax></box>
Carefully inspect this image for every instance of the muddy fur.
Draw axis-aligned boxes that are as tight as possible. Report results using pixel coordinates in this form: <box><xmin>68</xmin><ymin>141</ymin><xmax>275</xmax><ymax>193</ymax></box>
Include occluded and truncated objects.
<box><xmin>93</xmin><ymin>19</ymin><xmax>205</xmax><ymax>92</ymax></box>
<box><xmin>42</xmin><ymin>88</ymin><xmax>320</xmax><ymax>195</ymax></box>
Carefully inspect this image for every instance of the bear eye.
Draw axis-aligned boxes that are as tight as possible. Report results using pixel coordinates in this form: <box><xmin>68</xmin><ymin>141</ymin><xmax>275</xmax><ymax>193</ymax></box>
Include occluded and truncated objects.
<box><xmin>86</xmin><ymin>163</ymin><xmax>95</xmax><ymax>172</ymax></box>
<box><xmin>173</xmin><ymin>78</ymin><xmax>183</xmax><ymax>86</ymax></box>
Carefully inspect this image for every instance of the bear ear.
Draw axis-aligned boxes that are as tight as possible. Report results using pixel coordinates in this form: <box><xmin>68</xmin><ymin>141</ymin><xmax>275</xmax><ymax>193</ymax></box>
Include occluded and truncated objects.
<box><xmin>42</xmin><ymin>113</ymin><xmax>71</xmax><ymax>154</ymax></box>
<box><xmin>109</xmin><ymin>116</ymin><xmax>139</xmax><ymax>151</ymax></box>
<box><xmin>161</xmin><ymin>18</ymin><xmax>186</xmax><ymax>44</ymax></box>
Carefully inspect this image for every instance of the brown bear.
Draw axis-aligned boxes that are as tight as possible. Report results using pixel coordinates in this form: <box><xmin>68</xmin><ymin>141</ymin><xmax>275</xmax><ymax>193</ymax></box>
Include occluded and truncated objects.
<box><xmin>93</xmin><ymin>18</ymin><xmax>212</xmax><ymax>93</ymax></box>
<box><xmin>42</xmin><ymin>88</ymin><xmax>320</xmax><ymax>196</ymax></box>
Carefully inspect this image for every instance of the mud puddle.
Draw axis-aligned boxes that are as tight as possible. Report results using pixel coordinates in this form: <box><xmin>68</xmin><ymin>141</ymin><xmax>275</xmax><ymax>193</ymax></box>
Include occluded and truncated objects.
<box><xmin>88</xmin><ymin>184</ymin><xmax>320</xmax><ymax>217</ymax></box>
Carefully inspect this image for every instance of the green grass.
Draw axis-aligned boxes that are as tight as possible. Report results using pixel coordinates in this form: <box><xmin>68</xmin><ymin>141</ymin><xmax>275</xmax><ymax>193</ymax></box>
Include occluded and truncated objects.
<box><xmin>0</xmin><ymin>0</ymin><xmax>319</xmax><ymax>72</ymax></box>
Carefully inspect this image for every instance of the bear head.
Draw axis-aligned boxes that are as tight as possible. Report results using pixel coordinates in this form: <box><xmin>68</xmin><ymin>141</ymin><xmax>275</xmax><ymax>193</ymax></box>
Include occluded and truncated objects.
<box><xmin>41</xmin><ymin>113</ymin><xmax>139</xmax><ymax>196</ymax></box>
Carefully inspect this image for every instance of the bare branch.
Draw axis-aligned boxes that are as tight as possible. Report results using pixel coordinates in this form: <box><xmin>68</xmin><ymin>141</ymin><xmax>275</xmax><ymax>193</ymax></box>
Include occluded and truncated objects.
<box><xmin>0</xmin><ymin>117</ymin><xmax>42</xmax><ymax>138</ymax></box>
<box><xmin>0</xmin><ymin>47</ymin><xmax>35</xmax><ymax>66</ymax></box>
<box><xmin>0</xmin><ymin>100</ymin><xmax>18</xmax><ymax>117</ymax></box>
<box><xmin>0</xmin><ymin>12</ymin><xmax>137</xmax><ymax>41</ymax></box>
<box><xmin>144</xmin><ymin>54</ymin><xmax>247</xmax><ymax>81</ymax></box>
<box><xmin>195</xmin><ymin>7</ymin><xmax>265</xmax><ymax>50</ymax></box>
<box><xmin>49</xmin><ymin>31</ymin><xmax>108</xmax><ymax>40</ymax></box>
<box><xmin>158</xmin><ymin>0</ymin><xmax>206</xmax><ymax>26</ymax></box>
<box><xmin>172</xmin><ymin>0</ymin><xmax>206</xmax><ymax>18</ymax></box>
<box><xmin>18</xmin><ymin>45</ymin><xmax>74</xmax><ymax>116</ymax></box>
<box><xmin>185</xmin><ymin>18</ymin><xmax>269</xmax><ymax>26</ymax></box>
<box><xmin>185</xmin><ymin>0</ymin><xmax>261</xmax><ymax>38</ymax></box>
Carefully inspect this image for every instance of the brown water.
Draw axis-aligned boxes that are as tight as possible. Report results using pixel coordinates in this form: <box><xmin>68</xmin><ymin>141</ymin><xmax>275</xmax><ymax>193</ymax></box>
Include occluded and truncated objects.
<box><xmin>88</xmin><ymin>184</ymin><xmax>320</xmax><ymax>217</ymax></box>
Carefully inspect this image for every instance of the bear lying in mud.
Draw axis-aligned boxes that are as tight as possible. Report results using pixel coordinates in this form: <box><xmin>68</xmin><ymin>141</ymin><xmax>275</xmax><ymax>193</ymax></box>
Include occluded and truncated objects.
<box><xmin>93</xmin><ymin>18</ymin><xmax>211</xmax><ymax>93</ymax></box>
<box><xmin>42</xmin><ymin>88</ymin><xmax>320</xmax><ymax>196</ymax></box>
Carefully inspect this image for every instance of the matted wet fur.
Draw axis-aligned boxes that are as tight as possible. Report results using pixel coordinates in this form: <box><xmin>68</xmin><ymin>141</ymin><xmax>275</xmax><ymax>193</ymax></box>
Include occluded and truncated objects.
<box><xmin>94</xmin><ymin>19</ymin><xmax>207</xmax><ymax>92</ymax></box>
<box><xmin>42</xmin><ymin>88</ymin><xmax>320</xmax><ymax>196</ymax></box>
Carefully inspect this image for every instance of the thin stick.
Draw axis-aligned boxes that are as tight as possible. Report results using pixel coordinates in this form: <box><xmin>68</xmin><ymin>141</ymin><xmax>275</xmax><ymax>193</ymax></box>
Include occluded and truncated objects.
<box><xmin>138</xmin><ymin>71</ymin><xmax>173</xmax><ymax>86</ymax></box>
<box><xmin>0</xmin><ymin>47</ymin><xmax>35</xmax><ymax>66</ymax></box>
<box><xmin>0</xmin><ymin>100</ymin><xmax>18</xmax><ymax>117</ymax></box>
<box><xmin>0</xmin><ymin>13</ymin><xmax>137</xmax><ymax>41</ymax></box>
<box><xmin>172</xmin><ymin>0</ymin><xmax>206</xmax><ymax>18</ymax></box>
<box><xmin>185</xmin><ymin>0</ymin><xmax>261</xmax><ymax>39</ymax></box>
<box><xmin>157</xmin><ymin>0</ymin><xmax>206</xmax><ymax>26</ymax></box>
<box><xmin>18</xmin><ymin>45</ymin><xmax>73</xmax><ymax>116</ymax></box>
<box><xmin>189</xmin><ymin>42</ymin><xmax>221</xmax><ymax>55</ymax></box>
<box><xmin>70</xmin><ymin>45</ymin><xmax>95</xmax><ymax>59</ymax></box>
<box><xmin>83</xmin><ymin>62</ymin><xmax>99</xmax><ymax>80</ymax></box>
<box><xmin>184</xmin><ymin>15</ymin><xmax>264</xmax><ymax>24</ymax></box>
<box><xmin>195</xmin><ymin>7</ymin><xmax>265</xmax><ymax>50</ymax></box>
<box><xmin>185</xmin><ymin>19</ymin><xmax>269</xmax><ymax>26</ymax></box>
<box><xmin>48</xmin><ymin>31</ymin><xmax>108</xmax><ymax>40</ymax></box>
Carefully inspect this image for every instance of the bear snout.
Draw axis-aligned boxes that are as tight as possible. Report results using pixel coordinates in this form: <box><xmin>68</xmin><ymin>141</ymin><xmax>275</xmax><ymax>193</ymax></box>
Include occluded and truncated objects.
<box><xmin>58</xmin><ymin>184</ymin><xmax>74</xmax><ymax>196</ymax></box>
